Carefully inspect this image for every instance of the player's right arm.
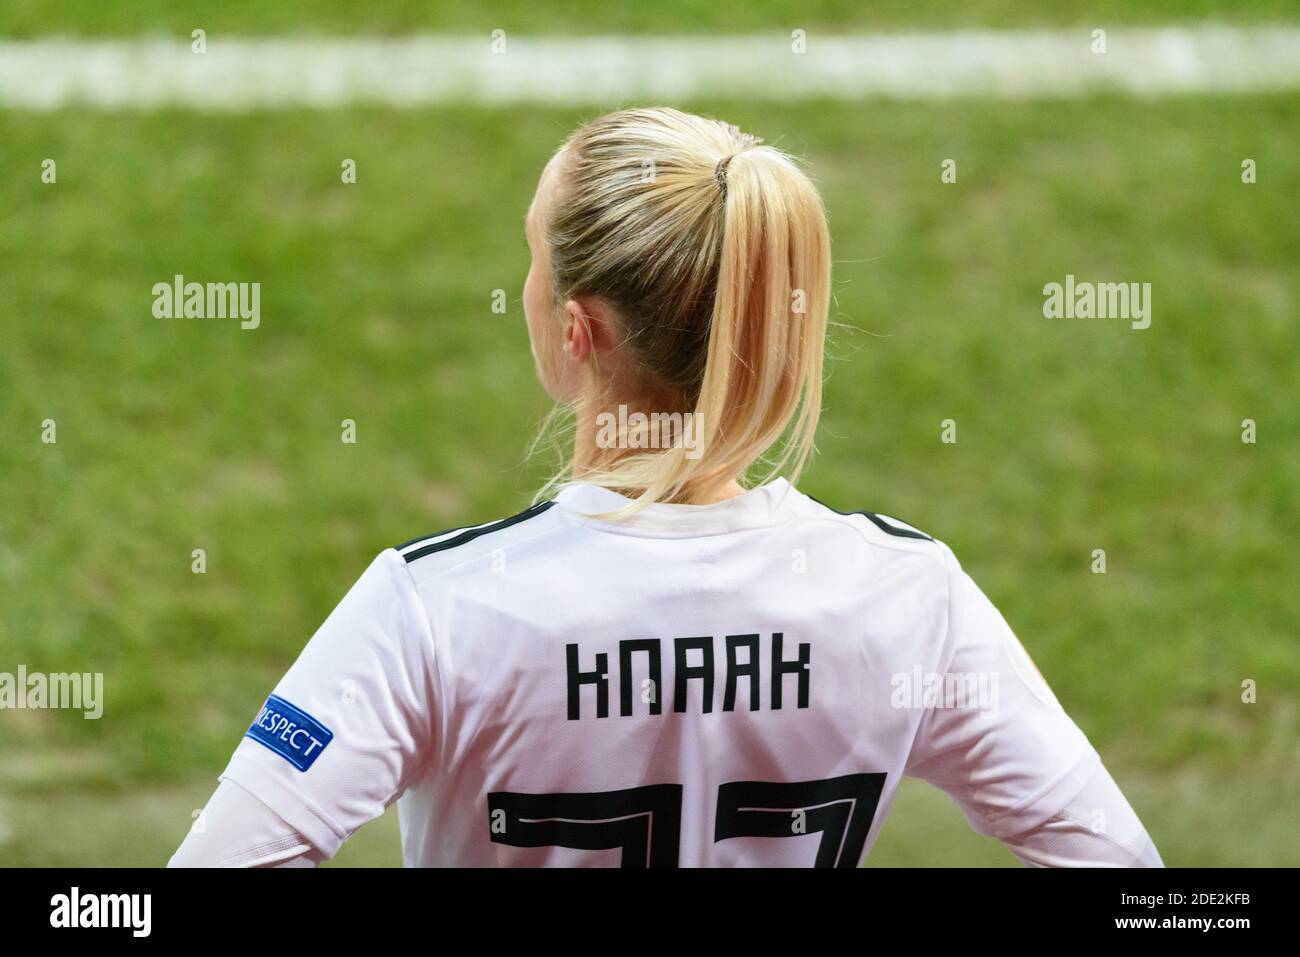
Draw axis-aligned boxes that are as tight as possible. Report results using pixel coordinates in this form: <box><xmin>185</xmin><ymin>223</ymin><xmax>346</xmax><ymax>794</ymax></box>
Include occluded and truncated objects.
<box><xmin>904</xmin><ymin>547</ymin><xmax>1163</xmax><ymax>867</ymax></box>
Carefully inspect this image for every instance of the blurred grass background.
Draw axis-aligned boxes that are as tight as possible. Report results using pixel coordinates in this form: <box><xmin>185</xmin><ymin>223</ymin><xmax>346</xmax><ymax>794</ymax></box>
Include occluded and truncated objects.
<box><xmin>1</xmin><ymin>0</ymin><xmax>1297</xmax><ymax>36</ymax></box>
<box><xmin>1</xmin><ymin>2</ymin><xmax>1298</xmax><ymax>866</ymax></box>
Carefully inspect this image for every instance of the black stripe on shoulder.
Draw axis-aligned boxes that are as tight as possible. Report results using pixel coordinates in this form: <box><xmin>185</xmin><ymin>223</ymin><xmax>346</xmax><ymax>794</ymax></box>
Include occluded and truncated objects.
<box><xmin>396</xmin><ymin>523</ymin><xmax>471</xmax><ymax>552</ymax></box>
<box><xmin>808</xmin><ymin>495</ymin><xmax>935</xmax><ymax>543</ymax></box>
<box><xmin>859</xmin><ymin>511</ymin><xmax>934</xmax><ymax>542</ymax></box>
<box><xmin>401</xmin><ymin>501</ymin><xmax>556</xmax><ymax>564</ymax></box>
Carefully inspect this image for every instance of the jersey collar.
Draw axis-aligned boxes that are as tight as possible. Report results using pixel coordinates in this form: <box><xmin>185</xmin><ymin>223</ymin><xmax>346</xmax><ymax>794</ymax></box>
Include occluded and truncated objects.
<box><xmin>554</xmin><ymin>478</ymin><xmax>795</xmax><ymax>537</ymax></box>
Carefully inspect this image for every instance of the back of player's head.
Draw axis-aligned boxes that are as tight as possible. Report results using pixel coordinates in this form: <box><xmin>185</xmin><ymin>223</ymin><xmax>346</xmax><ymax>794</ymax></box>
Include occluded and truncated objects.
<box><xmin>539</xmin><ymin>106</ymin><xmax>831</xmax><ymax>512</ymax></box>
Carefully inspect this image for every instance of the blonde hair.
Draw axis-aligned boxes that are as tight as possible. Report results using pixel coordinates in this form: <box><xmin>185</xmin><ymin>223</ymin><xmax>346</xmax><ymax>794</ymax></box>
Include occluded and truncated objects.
<box><xmin>534</xmin><ymin>107</ymin><xmax>831</xmax><ymax>514</ymax></box>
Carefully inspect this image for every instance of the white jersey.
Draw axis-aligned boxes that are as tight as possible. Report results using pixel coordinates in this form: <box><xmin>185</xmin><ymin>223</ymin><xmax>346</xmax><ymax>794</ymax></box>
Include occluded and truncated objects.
<box><xmin>219</xmin><ymin>479</ymin><xmax>1104</xmax><ymax>867</ymax></box>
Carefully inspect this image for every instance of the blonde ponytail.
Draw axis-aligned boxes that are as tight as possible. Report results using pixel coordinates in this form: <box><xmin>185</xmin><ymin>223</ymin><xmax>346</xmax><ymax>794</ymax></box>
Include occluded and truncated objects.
<box><xmin>534</xmin><ymin>108</ymin><xmax>831</xmax><ymax>515</ymax></box>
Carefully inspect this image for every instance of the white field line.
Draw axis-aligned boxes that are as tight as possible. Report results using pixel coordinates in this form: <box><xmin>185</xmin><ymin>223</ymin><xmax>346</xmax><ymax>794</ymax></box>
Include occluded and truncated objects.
<box><xmin>1</xmin><ymin>27</ymin><xmax>1299</xmax><ymax>110</ymax></box>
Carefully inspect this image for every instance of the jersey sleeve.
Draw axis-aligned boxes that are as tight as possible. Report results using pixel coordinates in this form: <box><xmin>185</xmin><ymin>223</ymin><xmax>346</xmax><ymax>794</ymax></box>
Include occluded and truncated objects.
<box><xmin>167</xmin><ymin>778</ymin><xmax>323</xmax><ymax>868</ymax></box>
<box><xmin>999</xmin><ymin>762</ymin><xmax>1164</xmax><ymax>867</ymax></box>
<box><xmin>904</xmin><ymin>547</ymin><xmax>1102</xmax><ymax>842</ymax></box>
<box><xmin>217</xmin><ymin>548</ymin><xmax>436</xmax><ymax>860</ymax></box>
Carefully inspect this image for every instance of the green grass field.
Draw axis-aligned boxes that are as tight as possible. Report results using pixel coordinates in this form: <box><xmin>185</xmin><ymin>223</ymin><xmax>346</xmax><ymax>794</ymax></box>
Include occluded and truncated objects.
<box><xmin>2</xmin><ymin>67</ymin><xmax>1298</xmax><ymax>864</ymax></box>
<box><xmin>0</xmin><ymin>0</ymin><xmax>1296</xmax><ymax>36</ymax></box>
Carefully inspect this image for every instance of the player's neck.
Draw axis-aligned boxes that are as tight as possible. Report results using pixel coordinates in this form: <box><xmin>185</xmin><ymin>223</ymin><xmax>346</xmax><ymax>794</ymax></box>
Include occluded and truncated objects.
<box><xmin>569</xmin><ymin>398</ymin><xmax>745</xmax><ymax>505</ymax></box>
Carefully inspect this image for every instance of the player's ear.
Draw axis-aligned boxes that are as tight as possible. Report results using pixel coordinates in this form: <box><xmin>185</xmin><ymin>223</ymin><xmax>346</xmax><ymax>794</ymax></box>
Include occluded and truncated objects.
<box><xmin>562</xmin><ymin>296</ymin><xmax>616</xmax><ymax>365</ymax></box>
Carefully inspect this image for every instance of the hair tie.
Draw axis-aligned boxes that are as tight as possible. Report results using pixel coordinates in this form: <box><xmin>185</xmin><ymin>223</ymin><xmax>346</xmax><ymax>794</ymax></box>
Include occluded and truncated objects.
<box><xmin>714</xmin><ymin>155</ymin><xmax>734</xmax><ymax>195</ymax></box>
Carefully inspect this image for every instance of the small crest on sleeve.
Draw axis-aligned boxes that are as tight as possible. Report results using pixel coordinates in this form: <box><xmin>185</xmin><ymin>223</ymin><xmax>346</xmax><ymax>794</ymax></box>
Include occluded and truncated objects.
<box><xmin>245</xmin><ymin>694</ymin><xmax>334</xmax><ymax>772</ymax></box>
<box><xmin>1003</xmin><ymin>630</ymin><xmax>1063</xmax><ymax>710</ymax></box>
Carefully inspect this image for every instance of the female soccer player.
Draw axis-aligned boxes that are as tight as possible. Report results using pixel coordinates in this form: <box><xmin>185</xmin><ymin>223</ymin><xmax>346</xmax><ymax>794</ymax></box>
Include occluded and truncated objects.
<box><xmin>171</xmin><ymin>108</ymin><xmax>1161</xmax><ymax>867</ymax></box>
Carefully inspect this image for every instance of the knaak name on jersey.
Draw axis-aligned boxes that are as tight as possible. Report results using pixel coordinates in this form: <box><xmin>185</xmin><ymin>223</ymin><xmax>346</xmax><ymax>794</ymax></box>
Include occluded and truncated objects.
<box><xmin>565</xmin><ymin>632</ymin><xmax>810</xmax><ymax>719</ymax></box>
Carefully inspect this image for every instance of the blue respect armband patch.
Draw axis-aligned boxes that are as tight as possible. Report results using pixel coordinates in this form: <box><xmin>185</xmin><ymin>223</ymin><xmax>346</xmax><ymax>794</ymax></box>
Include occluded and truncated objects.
<box><xmin>245</xmin><ymin>694</ymin><xmax>334</xmax><ymax>772</ymax></box>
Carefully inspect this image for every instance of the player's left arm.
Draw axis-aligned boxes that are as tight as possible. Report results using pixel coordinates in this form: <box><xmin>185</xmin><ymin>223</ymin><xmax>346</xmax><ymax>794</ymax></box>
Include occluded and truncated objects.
<box><xmin>169</xmin><ymin>778</ymin><xmax>323</xmax><ymax>868</ymax></box>
<box><xmin>168</xmin><ymin>549</ymin><xmax>436</xmax><ymax>867</ymax></box>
